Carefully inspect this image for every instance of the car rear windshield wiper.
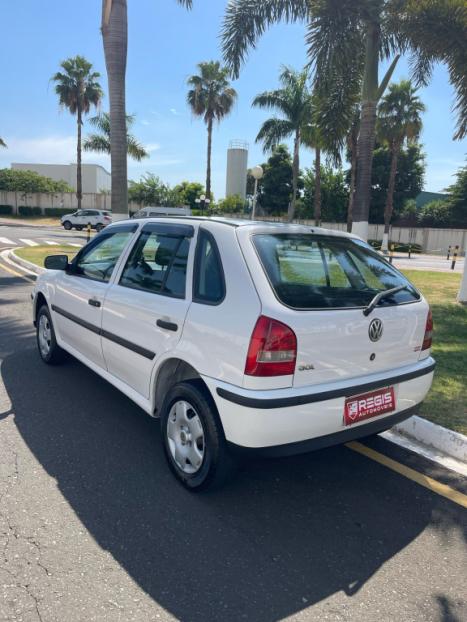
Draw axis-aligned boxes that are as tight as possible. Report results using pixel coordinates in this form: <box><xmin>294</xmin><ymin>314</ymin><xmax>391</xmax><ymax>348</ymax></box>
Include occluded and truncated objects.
<box><xmin>363</xmin><ymin>285</ymin><xmax>408</xmax><ymax>316</ymax></box>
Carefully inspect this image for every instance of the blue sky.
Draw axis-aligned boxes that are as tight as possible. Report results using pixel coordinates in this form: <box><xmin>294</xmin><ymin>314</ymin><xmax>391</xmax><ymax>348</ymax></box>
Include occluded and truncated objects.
<box><xmin>0</xmin><ymin>0</ymin><xmax>465</xmax><ymax>198</ymax></box>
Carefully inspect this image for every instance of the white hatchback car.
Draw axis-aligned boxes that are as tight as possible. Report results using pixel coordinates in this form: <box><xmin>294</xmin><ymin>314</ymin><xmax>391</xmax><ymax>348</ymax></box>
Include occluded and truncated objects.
<box><xmin>61</xmin><ymin>209</ymin><xmax>112</xmax><ymax>232</ymax></box>
<box><xmin>32</xmin><ymin>218</ymin><xmax>435</xmax><ymax>490</ymax></box>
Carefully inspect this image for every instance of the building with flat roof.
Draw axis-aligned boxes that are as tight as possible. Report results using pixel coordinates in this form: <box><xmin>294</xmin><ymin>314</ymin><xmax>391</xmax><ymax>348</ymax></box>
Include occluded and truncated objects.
<box><xmin>11</xmin><ymin>163</ymin><xmax>111</xmax><ymax>193</ymax></box>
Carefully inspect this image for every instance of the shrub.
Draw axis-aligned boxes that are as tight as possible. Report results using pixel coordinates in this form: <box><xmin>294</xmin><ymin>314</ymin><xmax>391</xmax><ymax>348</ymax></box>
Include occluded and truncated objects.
<box><xmin>368</xmin><ymin>239</ymin><xmax>422</xmax><ymax>253</ymax></box>
<box><xmin>18</xmin><ymin>206</ymin><xmax>42</xmax><ymax>217</ymax></box>
<box><xmin>44</xmin><ymin>207</ymin><xmax>72</xmax><ymax>217</ymax></box>
<box><xmin>0</xmin><ymin>204</ymin><xmax>13</xmax><ymax>215</ymax></box>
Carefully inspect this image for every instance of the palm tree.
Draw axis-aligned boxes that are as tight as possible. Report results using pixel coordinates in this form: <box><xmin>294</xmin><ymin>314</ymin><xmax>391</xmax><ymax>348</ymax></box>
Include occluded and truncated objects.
<box><xmin>101</xmin><ymin>0</ymin><xmax>192</xmax><ymax>220</ymax></box>
<box><xmin>84</xmin><ymin>113</ymin><xmax>149</xmax><ymax>161</ymax></box>
<box><xmin>346</xmin><ymin>108</ymin><xmax>360</xmax><ymax>232</ymax></box>
<box><xmin>221</xmin><ymin>0</ymin><xmax>467</xmax><ymax>240</ymax></box>
<box><xmin>52</xmin><ymin>56</ymin><xmax>103</xmax><ymax>211</ymax></box>
<box><xmin>187</xmin><ymin>61</ymin><xmax>237</xmax><ymax>200</ymax></box>
<box><xmin>377</xmin><ymin>80</ymin><xmax>425</xmax><ymax>251</ymax></box>
<box><xmin>253</xmin><ymin>68</ymin><xmax>311</xmax><ymax>221</ymax></box>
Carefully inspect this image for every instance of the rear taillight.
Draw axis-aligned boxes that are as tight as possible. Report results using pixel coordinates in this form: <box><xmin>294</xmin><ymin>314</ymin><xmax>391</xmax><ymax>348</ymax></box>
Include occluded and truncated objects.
<box><xmin>245</xmin><ymin>316</ymin><xmax>297</xmax><ymax>377</ymax></box>
<box><xmin>422</xmin><ymin>308</ymin><xmax>433</xmax><ymax>351</ymax></box>
<box><xmin>104</xmin><ymin>216</ymin><xmax>111</xmax><ymax>221</ymax></box>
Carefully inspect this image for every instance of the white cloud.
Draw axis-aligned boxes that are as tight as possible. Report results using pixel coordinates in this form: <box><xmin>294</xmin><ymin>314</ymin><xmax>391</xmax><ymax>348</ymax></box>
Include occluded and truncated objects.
<box><xmin>141</xmin><ymin>119</ymin><xmax>150</xmax><ymax>126</ymax></box>
<box><xmin>145</xmin><ymin>142</ymin><xmax>161</xmax><ymax>153</ymax></box>
<box><xmin>170</xmin><ymin>108</ymin><xmax>180</xmax><ymax>116</ymax></box>
<box><xmin>0</xmin><ymin>135</ymin><xmax>110</xmax><ymax>168</ymax></box>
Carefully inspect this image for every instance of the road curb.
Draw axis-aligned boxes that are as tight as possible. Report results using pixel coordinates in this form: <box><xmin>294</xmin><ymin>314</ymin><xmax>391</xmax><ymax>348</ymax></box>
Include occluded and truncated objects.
<box><xmin>391</xmin><ymin>415</ymin><xmax>467</xmax><ymax>464</ymax></box>
<box><xmin>8</xmin><ymin>249</ymin><xmax>45</xmax><ymax>275</ymax></box>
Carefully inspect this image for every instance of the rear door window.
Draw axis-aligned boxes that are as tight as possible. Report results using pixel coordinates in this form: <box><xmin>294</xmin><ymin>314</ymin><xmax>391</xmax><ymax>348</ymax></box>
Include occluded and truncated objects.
<box><xmin>252</xmin><ymin>233</ymin><xmax>420</xmax><ymax>310</ymax></box>
<box><xmin>193</xmin><ymin>229</ymin><xmax>225</xmax><ymax>304</ymax></box>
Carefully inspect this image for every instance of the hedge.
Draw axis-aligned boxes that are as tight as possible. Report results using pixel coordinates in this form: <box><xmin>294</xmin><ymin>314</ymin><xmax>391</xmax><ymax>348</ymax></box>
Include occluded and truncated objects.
<box><xmin>0</xmin><ymin>205</ymin><xmax>13</xmax><ymax>215</ymax></box>
<box><xmin>44</xmin><ymin>207</ymin><xmax>72</xmax><ymax>217</ymax></box>
<box><xmin>369</xmin><ymin>239</ymin><xmax>422</xmax><ymax>253</ymax></box>
<box><xmin>18</xmin><ymin>206</ymin><xmax>42</xmax><ymax>216</ymax></box>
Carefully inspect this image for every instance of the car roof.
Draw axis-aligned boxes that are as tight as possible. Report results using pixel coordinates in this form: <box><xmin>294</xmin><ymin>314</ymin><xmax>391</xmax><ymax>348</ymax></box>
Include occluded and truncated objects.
<box><xmin>109</xmin><ymin>216</ymin><xmax>358</xmax><ymax>240</ymax></box>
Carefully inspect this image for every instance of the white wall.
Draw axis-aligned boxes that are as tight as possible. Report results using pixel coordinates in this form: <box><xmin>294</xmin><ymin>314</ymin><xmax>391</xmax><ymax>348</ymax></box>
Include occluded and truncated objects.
<box><xmin>0</xmin><ymin>191</ymin><xmax>138</xmax><ymax>214</ymax></box>
<box><xmin>223</xmin><ymin>214</ymin><xmax>467</xmax><ymax>255</ymax></box>
<box><xmin>11</xmin><ymin>163</ymin><xmax>111</xmax><ymax>193</ymax></box>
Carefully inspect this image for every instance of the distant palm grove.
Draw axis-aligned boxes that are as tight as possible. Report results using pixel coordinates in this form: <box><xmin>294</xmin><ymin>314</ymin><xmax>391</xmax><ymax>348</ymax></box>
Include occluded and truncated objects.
<box><xmin>2</xmin><ymin>0</ymin><xmax>464</xmax><ymax>236</ymax></box>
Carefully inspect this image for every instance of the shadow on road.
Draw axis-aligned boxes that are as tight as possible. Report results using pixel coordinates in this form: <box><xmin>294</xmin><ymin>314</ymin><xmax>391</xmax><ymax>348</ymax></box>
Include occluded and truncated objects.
<box><xmin>2</xmin><ymin>340</ymin><xmax>466</xmax><ymax>620</ymax></box>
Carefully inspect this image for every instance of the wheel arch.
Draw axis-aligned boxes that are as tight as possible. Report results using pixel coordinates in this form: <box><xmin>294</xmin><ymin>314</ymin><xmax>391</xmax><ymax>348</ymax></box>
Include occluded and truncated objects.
<box><xmin>33</xmin><ymin>291</ymin><xmax>48</xmax><ymax>325</ymax></box>
<box><xmin>153</xmin><ymin>357</ymin><xmax>211</xmax><ymax>416</ymax></box>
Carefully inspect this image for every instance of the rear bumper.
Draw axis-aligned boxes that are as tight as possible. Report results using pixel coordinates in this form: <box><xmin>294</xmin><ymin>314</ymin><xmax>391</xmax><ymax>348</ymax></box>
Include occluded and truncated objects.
<box><xmin>202</xmin><ymin>357</ymin><xmax>435</xmax><ymax>450</ymax></box>
<box><xmin>228</xmin><ymin>405</ymin><xmax>419</xmax><ymax>457</ymax></box>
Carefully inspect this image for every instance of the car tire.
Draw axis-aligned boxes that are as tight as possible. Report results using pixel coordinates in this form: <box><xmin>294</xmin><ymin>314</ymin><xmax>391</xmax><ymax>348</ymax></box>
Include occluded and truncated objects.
<box><xmin>95</xmin><ymin>223</ymin><xmax>104</xmax><ymax>233</ymax></box>
<box><xmin>160</xmin><ymin>381</ymin><xmax>235</xmax><ymax>492</ymax></box>
<box><xmin>63</xmin><ymin>221</ymin><xmax>72</xmax><ymax>231</ymax></box>
<box><xmin>36</xmin><ymin>305</ymin><xmax>67</xmax><ymax>365</ymax></box>
<box><xmin>75</xmin><ymin>226</ymin><xmax>83</xmax><ymax>231</ymax></box>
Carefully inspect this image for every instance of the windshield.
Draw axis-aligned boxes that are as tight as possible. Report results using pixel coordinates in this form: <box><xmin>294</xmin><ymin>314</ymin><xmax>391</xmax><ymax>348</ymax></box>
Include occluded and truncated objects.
<box><xmin>253</xmin><ymin>233</ymin><xmax>420</xmax><ymax>310</ymax></box>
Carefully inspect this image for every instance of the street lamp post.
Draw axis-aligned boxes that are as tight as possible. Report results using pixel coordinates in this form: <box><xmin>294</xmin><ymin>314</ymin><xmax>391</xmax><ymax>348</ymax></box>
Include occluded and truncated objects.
<box><xmin>251</xmin><ymin>165</ymin><xmax>264</xmax><ymax>220</ymax></box>
<box><xmin>195</xmin><ymin>194</ymin><xmax>210</xmax><ymax>216</ymax></box>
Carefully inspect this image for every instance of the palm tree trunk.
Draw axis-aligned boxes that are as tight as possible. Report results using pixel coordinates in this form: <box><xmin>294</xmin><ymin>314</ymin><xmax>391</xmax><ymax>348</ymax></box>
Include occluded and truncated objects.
<box><xmin>313</xmin><ymin>146</ymin><xmax>321</xmax><ymax>226</ymax></box>
<box><xmin>77</xmin><ymin>106</ymin><xmax>82</xmax><ymax>211</ymax></box>
<box><xmin>206</xmin><ymin>116</ymin><xmax>213</xmax><ymax>199</ymax></box>
<box><xmin>102</xmin><ymin>0</ymin><xmax>128</xmax><ymax>220</ymax></box>
<box><xmin>381</xmin><ymin>143</ymin><xmax>400</xmax><ymax>252</ymax></box>
<box><xmin>287</xmin><ymin>129</ymin><xmax>300</xmax><ymax>222</ymax></box>
<box><xmin>352</xmin><ymin>22</ymin><xmax>380</xmax><ymax>241</ymax></box>
<box><xmin>347</xmin><ymin>145</ymin><xmax>357</xmax><ymax>232</ymax></box>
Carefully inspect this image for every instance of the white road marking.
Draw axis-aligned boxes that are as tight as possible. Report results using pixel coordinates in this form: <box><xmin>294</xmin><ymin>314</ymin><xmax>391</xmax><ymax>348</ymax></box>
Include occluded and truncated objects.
<box><xmin>68</xmin><ymin>243</ymin><xmax>83</xmax><ymax>247</ymax></box>
<box><xmin>0</xmin><ymin>237</ymin><xmax>15</xmax><ymax>245</ymax></box>
<box><xmin>19</xmin><ymin>238</ymin><xmax>39</xmax><ymax>246</ymax></box>
<box><xmin>44</xmin><ymin>241</ymin><xmax>59</xmax><ymax>245</ymax></box>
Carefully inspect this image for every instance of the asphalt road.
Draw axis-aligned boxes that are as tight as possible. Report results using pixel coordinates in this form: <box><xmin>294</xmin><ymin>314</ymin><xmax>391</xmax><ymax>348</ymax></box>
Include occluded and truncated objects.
<box><xmin>0</xmin><ymin>237</ymin><xmax>466</xmax><ymax>621</ymax></box>
<box><xmin>0</xmin><ymin>223</ymin><xmax>88</xmax><ymax>250</ymax></box>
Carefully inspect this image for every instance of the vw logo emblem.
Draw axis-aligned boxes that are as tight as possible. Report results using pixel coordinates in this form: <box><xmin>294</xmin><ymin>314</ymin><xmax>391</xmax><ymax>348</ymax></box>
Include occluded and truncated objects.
<box><xmin>368</xmin><ymin>318</ymin><xmax>383</xmax><ymax>342</ymax></box>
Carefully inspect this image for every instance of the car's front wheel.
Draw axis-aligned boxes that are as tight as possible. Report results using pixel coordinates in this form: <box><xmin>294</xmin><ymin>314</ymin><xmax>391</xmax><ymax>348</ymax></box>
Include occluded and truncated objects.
<box><xmin>160</xmin><ymin>381</ymin><xmax>234</xmax><ymax>491</ymax></box>
<box><xmin>63</xmin><ymin>221</ymin><xmax>72</xmax><ymax>231</ymax></box>
<box><xmin>36</xmin><ymin>305</ymin><xmax>67</xmax><ymax>365</ymax></box>
<box><xmin>95</xmin><ymin>223</ymin><xmax>104</xmax><ymax>232</ymax></box>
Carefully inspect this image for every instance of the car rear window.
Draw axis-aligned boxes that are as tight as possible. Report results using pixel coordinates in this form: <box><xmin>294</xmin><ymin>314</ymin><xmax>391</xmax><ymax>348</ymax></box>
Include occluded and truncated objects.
<box><xmin>252</xmin><ymin>233</ymin><xmax>420</xmax><ymax>310</ymax></box>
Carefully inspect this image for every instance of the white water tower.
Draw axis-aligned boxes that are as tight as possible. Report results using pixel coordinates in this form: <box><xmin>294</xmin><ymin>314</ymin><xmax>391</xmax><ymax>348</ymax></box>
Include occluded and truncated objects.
<box><xmin>226</xmin><ymin>140</ymin><xmax>249</xmax><ymax>200</ymax></box>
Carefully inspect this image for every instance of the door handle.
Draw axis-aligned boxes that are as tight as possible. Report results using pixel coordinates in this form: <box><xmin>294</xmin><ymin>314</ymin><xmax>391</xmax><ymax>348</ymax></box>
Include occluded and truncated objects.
<box><xmin>157</xmin><ymin>319</ymin><xmax>178</xmax><ymax>332</ymax></box>
<box><xmin>88</xmin><ymin>298</ymin><xmax>101</xmax><ymax>308</ymax></box>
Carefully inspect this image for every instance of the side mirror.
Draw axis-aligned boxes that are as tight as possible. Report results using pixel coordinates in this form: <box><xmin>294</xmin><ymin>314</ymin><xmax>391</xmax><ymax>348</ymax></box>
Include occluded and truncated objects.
<box><xmin>44</xmin><ymin>254</ymin><xmax>69</xmax><ymax>271</ymax></box>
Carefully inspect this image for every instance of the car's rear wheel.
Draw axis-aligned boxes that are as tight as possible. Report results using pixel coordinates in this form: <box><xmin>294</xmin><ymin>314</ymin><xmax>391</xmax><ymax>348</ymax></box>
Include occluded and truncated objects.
<box><xmin>63</xmin><ymin>221</ymin><xmax>72</xmax><ymax>231</ymax></box>
<box><xmin>36</xmin><ymin>305</ymin><xmax>67</xmax><ymax>365</ymax></box>
<box><xmin>160</xmin><ymin>381</ymin><xmax>234</xmax><ymax>491</ymax></box>
<box><xmin>95</xmin><ymin>223</ymin><xmax>104</xmax><ymax>232</ymax></box>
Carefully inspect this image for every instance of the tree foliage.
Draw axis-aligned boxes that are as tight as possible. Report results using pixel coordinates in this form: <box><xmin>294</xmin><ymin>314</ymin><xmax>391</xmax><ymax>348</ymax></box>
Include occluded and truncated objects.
<box><xmin>0</xmin><ymin>169</ymin><xmax>73</xmax><ymax>193</ymax></box>
<box><xmin>84</xmin><ymin>113</ymin><xmax>149</xmax><ymax>161</ymax></box>
<box><xmin>369</xmin><ymin>143</ymin><xmax>425</xmax><ymax>223</ymax></box>
<box><xmin>303</xmin><ymin>166</ymin><xmax>349</xmax><ymax>222</ymax></box>
<box><xmin>217</xmin><ymin>194</ymin><xmax>246</xmax><ymax>213</ymax></box>
<box><xmin>172</xmin><ymin>181</ymin><xmax>205</xmax><ymax>210</ymax></box>
<box><xmin>128</xmin><ymin>173</ymin><xmax>185</xmax><ymax>207</ymax></box>
<box><xmin>250</xmin><ymin>144</ymin><xmax>303</xmax><ymax>215</ymax></box>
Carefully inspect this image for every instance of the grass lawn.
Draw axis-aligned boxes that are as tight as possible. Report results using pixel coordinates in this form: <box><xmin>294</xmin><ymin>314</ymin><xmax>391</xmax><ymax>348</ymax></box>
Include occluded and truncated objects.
<box><xmin>15</xmin><ymin>245</ymin><xmax>79</xmax><ymax>267</ymax></box>
<box><xmin>402</xmin><ymin>270</ymin><xmax>467</xmax><ymax>435</ymax></box>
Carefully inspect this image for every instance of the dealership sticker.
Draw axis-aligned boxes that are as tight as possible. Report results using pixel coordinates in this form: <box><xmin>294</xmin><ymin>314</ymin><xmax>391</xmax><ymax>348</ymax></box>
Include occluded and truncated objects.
<box><xmin>344</xmin><ymin>387</ymin><xmax>396</xmax><ymax>426</ymax></box>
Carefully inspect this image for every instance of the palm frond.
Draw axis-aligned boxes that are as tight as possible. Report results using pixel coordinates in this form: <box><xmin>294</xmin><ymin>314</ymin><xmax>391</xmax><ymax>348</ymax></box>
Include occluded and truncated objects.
<box><xmin>175</xmin><ymin>0</ymin><xmax>193</xmax><ymax>7</ymax></box>
<box><xmin>0</xmin><ymin>138</ymin><xmax>7</xmax><ymax>148</ymax></box>
<box><xmin>83</xmin><ymin>134</ymin><xmax>110</xmax><ymax>154</ymax></box>
<box><xmin>221</xmin><ymin>0</ymin><xmax>309</xmax><ymax>78</ymax></box>
<box><xmin>256</xmin><ymin>118</ymin><xmax>295</xmax><ymax>152</ymax></box>
<box><xmin>397</xmin><ymin>0</ymin><xmax>467</xmax><ymax>140</ymax></box>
